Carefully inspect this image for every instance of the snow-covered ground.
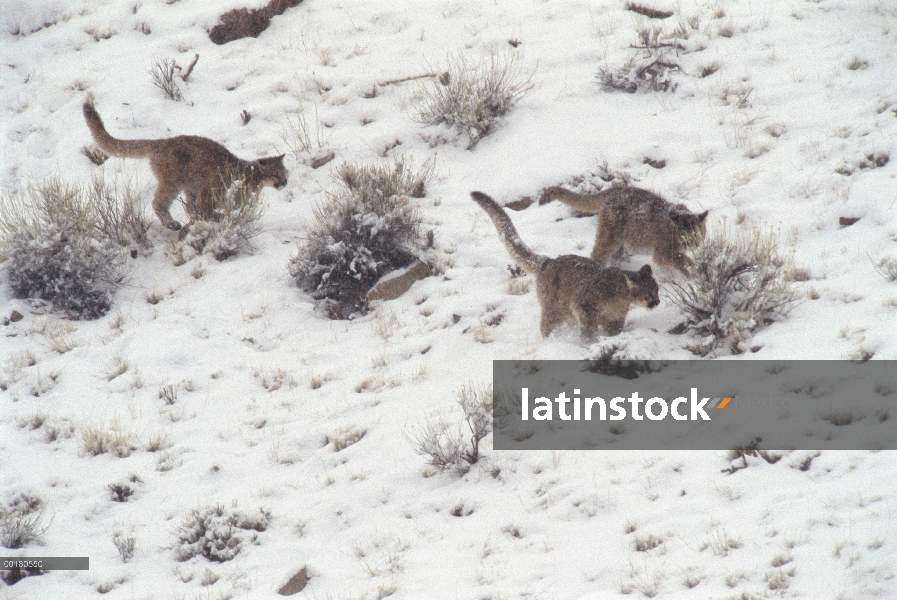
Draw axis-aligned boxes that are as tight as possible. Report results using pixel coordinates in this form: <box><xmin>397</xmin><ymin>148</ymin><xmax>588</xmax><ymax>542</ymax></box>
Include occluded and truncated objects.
<box><xmin>1</xmin><ymin>0</ymin><xmax>896</xmax><ymax>597</ymax></box>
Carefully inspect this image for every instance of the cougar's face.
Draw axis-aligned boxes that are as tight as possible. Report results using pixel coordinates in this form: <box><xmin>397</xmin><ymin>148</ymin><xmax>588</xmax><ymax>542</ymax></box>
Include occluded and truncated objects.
<box><xmin>674</xmin><ymin>210</ymin><xmax>709</xmax><ymax>247</ymax></box>
<box><xmin>257</xmin><ymin>154</ymin><xmax>289</xmax><ymax>189</ymax></box>
<box><xmin>631</xmin><ymin>264</ymin><xmax>660</xmax><ymax>309</ymax></box>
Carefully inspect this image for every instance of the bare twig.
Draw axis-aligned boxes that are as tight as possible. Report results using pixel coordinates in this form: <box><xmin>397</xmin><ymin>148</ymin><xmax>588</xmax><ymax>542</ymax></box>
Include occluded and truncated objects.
<box><xmin>179</xmin><ymin>53</ymin><xmax>199</xmax><ymax>81</ymax></box>
<box><xmin>377</xmin><ymin>72</ymin><xmax>438</xmax><ymax>87</ymax></box>
<box><xmin>149</xmin><ymin>57</ymin><xmax>183</xmax><ymax>101</ymax></box>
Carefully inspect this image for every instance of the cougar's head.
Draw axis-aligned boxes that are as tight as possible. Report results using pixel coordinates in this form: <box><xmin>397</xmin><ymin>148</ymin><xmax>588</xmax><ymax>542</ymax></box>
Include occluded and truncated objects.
<box><xmin>628</xmin><ymin>264</ymin><xmax>660</xmax><ymax>309</ymax></box>
<box><xmin>251</xmin><ymin>154</ymin><xmax>289</xmax><ymax>189</ymax></box>
<box><xmin>671</xmin><ymin>208</ymin><xmax>709</xmax><ymax>246</ymax></box>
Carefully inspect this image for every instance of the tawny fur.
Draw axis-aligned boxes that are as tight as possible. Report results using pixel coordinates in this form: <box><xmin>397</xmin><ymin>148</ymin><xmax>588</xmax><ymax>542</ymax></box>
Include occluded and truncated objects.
<box><xmin>540</xmin><ymin>186</ymin><xmax>707</xmax><ymax>275</ymax></box>
<box><xmin>83</xmin><ymin>101</ymin><xmax>288</xmax><ymax>230</ymax></box>
<box><xmin>471</xmin><ymin>191</ymin><xmax>660</xmax><ymax>339</ymax></box>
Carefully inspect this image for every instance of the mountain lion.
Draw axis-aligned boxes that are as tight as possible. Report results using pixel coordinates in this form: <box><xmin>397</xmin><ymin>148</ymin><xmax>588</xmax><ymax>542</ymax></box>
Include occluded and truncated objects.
<box><xmin>83</xmin><ymin>100</ymin><xmax>288</xmax><ymax>230</ymax></box>
<box><xmin>540</xmin><ymin>186</ymin><xmax>707</xmax><ymax>275</ymax></box>
<box><xmin>471</xmin><ymin>191</ymin><xmax>660</xmax><ymax>339</ymax></box>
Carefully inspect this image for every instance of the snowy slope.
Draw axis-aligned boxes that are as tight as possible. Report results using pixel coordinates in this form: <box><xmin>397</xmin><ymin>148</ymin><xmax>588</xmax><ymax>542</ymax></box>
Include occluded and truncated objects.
<box><xmin>1</xmin><ymin>0</ymin><xmax>897</xmax><ymax>598</ymax></box>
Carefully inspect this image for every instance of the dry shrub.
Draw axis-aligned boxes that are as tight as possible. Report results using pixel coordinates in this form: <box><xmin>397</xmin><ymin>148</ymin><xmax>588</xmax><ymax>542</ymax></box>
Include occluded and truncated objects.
<box><xmin>174</xmin><ymin>505</ymin><xmax>271</xmax><ymax>562</ymax></box>
<box><xmin>668</xmin><ymin>225</ymin><xmax>799</xmax><ymax>355</ymax></box>
<box><xmin>0</xmin><ymin>178</ymin><xmax>129</xmax><ymax>319</ymax></box>
<box><xmin>167</xmin><ymin>184</ymin><xmax>264</xmax><ymax>263</ymax></box>
<box><xmin>89</xmin><ymin>172</ymin><xmax>152</xmax><ymax>251</ymax></box>
<box><xmin>149</xmin><ymin>57</ymin><xmax>183</xmax><ymax>101</ymax></box>
<box><xmin>0</xmin><ymin>492</ymin><xmax>47</xmax><ymax>550</ymax></box>
<box><xmin>334</xmin><ymin>155</ymin><xmax>434</xmax><ymax>200</ymax></box>
<box><xmin>415</xmin><ymin>50</ymin><xmax>534</xmax><ymax>149</ymax></box>
<box><xmin>80</xmin><ymin>421</ymin><xmax>137</xmax><ymax>458</ymax></box>
<box><xmin>597</xmin><ymin>24</ymin><xmax>682</xmax><ymax>93</ymax></box>
<box><xmin>406</xmin><ymin>383</ymin><xmax>493</xmax><ymax>473</ymax></box>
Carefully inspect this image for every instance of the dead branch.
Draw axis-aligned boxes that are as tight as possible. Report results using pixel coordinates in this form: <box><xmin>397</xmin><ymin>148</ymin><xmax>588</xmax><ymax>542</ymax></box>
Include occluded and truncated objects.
<box><xmin>377</xmin><ymin>72</ymin><xmax>438</xmax><ymax>87</ymax></box>
<box><xmin>179</xmin><ymin>54</ymin><xmax>199</xmax><ymax>81</ymax></box>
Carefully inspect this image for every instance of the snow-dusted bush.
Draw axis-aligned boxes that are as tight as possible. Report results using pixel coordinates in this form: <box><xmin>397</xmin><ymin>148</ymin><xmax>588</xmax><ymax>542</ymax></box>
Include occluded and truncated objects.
<box><xmin>597</xmin><ymin>25</ymin><xmax>681</xmax><ymax>93</ymax></box>
<box><xmin>407</xmin><ymin>383</ymin><xmax>493</xmax><ymax>473</ymax></box>
<box><xmin>174</xmin><ymin>505</ymin><xmax>271</xmax><ymax>563</ymax></box>
<box><xmin>112</xmin><ymin>528</ymin><xmax>136</xmax><ymax>563</ymax></box>
<box><xmin>0</xmin><ymin>495</ymin><xmax>48</xmax><ymax>584</ymax></box>
<box><xmin>667</xmin><ymin>225</ymin><xmax>799</xmax><ymax>356</ymax></box>
<box><xmin>290</xmin><ymin>160</ymin><xmax>427</xmax><ymax>319</ymax></box>
<box><xmin>415</xmin><ymin>51</ymin><xmax>534</xmax><ymax>149</ymax></box>
<box><xmin>0</xmin><ymin>493</ymin><xmax>47</xmax><ymax>550</ymax></box>
<box><xmin>0</xmin><ymin>179</ymin><xmax>128</xmax><ymax>320</ymax></box>
<box><xmin>167</xmin><ymin>184</ymin><xmax>264</xmax><ymax>263</ymax></box>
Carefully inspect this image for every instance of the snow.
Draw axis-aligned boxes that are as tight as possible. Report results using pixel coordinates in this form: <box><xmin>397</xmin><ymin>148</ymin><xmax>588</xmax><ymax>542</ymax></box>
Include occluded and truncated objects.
<box><xmin>2</xmin><ymin>0</ymin><xmax>897</xmax><ymax>598</ymax></box>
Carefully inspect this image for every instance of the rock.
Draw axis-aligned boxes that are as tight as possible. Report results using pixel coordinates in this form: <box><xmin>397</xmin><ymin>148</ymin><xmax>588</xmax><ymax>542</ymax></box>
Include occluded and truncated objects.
<box><xmin>277</xmin><ymin>567</ymin><xmax>308</xmax><ymax>596</ymax></box>
<box><xmin>209</xmin><ymin>0</ymin><xmax>304</xmax><ymax>46</ymax></box>
<box><xmin>9</xmin><ymin>310</ymin><xmax>24</xmax><ymax>323</ymax></box>
<box><xmin>311</xmin><ymin>151</ymin><xmax>336</xmax><ymax>169</ymax></box>
<box><xmin>839</xmin><ymin>216</ymin><xmax>860</xmax><ymax>227</ymax></box>
<box><xmin>367</xmin><ymin>261</ymin><xmax>432</xmax><ymax>302</ymax></box>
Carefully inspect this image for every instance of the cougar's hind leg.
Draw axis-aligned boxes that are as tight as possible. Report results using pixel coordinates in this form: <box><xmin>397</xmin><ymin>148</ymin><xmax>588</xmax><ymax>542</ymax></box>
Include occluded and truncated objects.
<box><xmin>590</xmin><ymin>223</ymin><xmax>622</xmax><ymax>264</ymax></box>
<box><xmin>540</xmin><ymin>305</ymin><xmax>565</xmax><ymax>338</ymax></box>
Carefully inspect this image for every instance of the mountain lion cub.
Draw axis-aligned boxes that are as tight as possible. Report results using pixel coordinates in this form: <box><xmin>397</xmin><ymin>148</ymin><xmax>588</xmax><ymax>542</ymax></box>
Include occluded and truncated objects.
<box><xmin>83</xmin><ymin>101</ymin><xmax>288</xmax><ymax>230</ymax></box>
<box><xmin>540</xmin><ymin>186</ymin><xmax>707</xmax><ymax>275</ymax></box>
<box><xmin>471</xmin><ymin>191</ymin><xmax>660</xmax><ymax>339</ymax></box>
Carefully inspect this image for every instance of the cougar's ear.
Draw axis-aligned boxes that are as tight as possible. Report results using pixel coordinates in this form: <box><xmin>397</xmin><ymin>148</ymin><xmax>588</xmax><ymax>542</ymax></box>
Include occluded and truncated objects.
<box><xmin>639</xmin><ymin>264</ymin><xmax>653</xmax><ymax>277</ymax></box>
<box><xmin>669</xmin><ymin>211</ymin><xmax>688</xmax><ymax>227</ymax></box>
<box><xmin>697</xmin><ymin>210</ymin><xmax>709</xmax><ymax>222</ymax></box>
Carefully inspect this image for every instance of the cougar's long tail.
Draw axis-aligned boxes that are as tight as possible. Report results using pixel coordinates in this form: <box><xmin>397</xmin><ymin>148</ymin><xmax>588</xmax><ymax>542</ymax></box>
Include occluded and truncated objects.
<box><xmin>83</xmin><ymin>102</ymin><xmax>156</xmax><ymax>158</ymax></box>
<box><xmin>539</xmin><ymin>186</ymin><xmax>605</xmax><ymax>213</ymax></box>
<box><xmin>470</xmin><ymin>191</ymin><xmax>547</xmax><ymax>276</ymax></box>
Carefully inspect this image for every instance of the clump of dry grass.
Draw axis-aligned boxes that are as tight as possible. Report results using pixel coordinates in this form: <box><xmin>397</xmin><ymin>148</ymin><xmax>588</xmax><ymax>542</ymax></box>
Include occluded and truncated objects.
<box><xmin>414</xmin><ymin>50</ymin><xmax>534</xmax><ymax>149</ymax></box>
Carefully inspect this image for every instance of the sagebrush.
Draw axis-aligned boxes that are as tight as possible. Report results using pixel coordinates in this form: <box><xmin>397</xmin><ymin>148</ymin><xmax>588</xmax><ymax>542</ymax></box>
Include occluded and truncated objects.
<box><xmin>597</xmin><ymin>25</ymin><xmax>682</xmax><ymax>93</ymax></box>
<box><xmin>174</xmin><ymin>505</ymin><xmax>271</xmax><ymax>562</ymax></box>
<box><xmin>667</xmin><ymin>225</ymin><xmax>799</xmax><ymax>355</ymax></box>
<box><xmin>149</xmin><ymin>56</ymin><xmax>183</xmax><ymax>101</ymax></box>
<box><xmin>290</xmin><ymin>158</ymin><xmax>429</xmax><ymax>319</ymax></box>
<box><xmin>415</xmin><ymin>51</ymin><xmax>534</xmax><ymax>149</ymax></box>
<box><xmin>0</xmin><ymin>178</ymin><xmax>131</xmax><ymax>319</ymax></box>
<box><xmin>0</xmin><ymin>493</ymin><xmax>47</xmax><ymax>550</ymax></box>
<box><xmin>167</xmin><ymin>183</ymin><xmax>265</xmax><ymax>263</ymax></box>
<box><xmin>407</xmin><ymin>382</ymin><xmax>494</xmax><ymax>473</ymax></box>
<box><xmin>334</xmin><ymin>155</ymin><xmax>434</xmax><ymax>201</ymax></box>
